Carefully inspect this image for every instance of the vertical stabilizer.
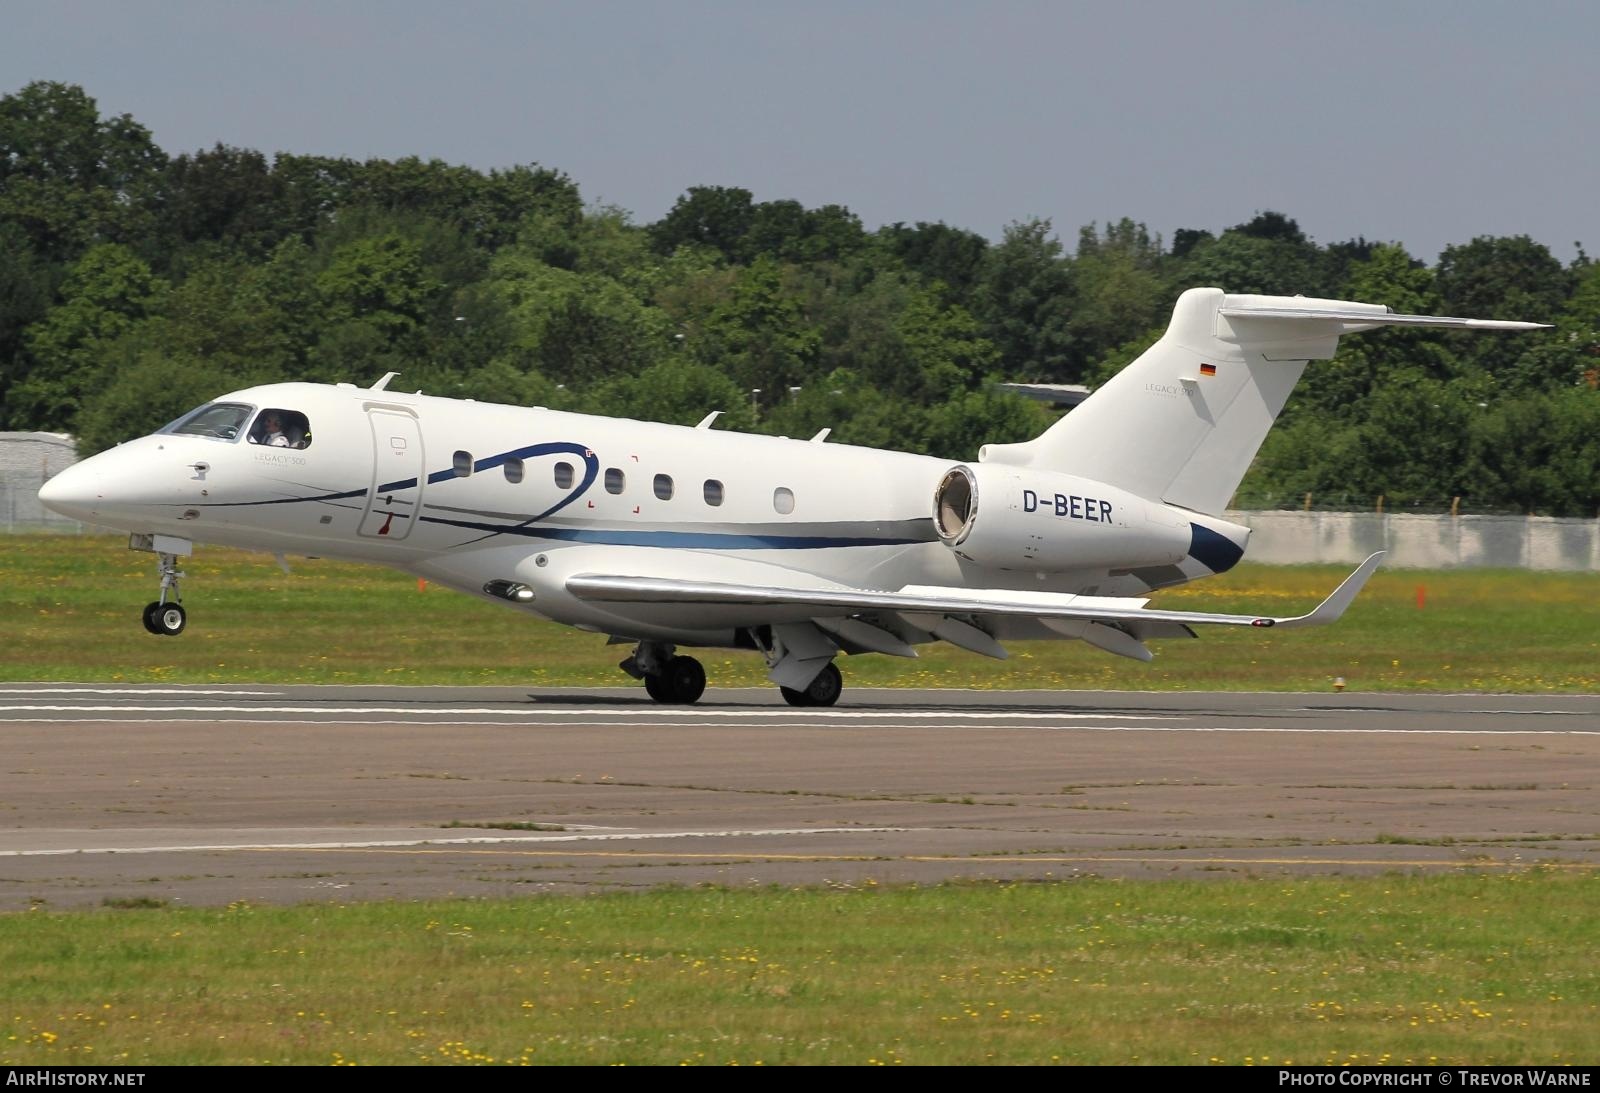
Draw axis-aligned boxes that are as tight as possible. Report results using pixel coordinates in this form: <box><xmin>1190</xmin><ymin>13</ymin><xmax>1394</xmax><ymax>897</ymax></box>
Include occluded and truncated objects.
<box><xmin>978</xmin><ymin>288</ymin><xmax>1543</xmax><ymax>516</ymax></box>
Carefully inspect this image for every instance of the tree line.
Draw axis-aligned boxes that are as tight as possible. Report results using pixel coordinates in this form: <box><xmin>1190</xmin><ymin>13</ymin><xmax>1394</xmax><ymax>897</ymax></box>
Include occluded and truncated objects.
<box><xmin>3</xmin><ymin>81</ymin><xmax>1597</xmax><ymax>515</ymax></box>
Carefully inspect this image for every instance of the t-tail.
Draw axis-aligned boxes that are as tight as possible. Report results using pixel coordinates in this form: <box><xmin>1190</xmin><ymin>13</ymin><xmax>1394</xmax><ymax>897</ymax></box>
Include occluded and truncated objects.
<box><xmin>980</xmin><ymin>288</ymin><xmax>1546</xmax><ymax>516</ymax></box>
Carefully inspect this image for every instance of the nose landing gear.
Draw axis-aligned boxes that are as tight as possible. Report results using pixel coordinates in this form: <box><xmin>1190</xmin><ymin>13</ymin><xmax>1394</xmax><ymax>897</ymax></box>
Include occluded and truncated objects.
<box><xmin>129</xmin><ymin>535</ymin><xmax>193</xmax><ymax>637</ymax></box>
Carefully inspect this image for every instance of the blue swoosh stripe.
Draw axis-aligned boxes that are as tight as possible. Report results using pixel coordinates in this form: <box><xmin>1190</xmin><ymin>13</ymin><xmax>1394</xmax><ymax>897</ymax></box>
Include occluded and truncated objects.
<box><xmin>421</xmin><ymin>514</ymin><xmax>926</xmax><ymax>549</ymax></box>
<box><xmin>201</xmin><ymin>487</ymin><xmax>366</xmax><ymax>508</ymax></box>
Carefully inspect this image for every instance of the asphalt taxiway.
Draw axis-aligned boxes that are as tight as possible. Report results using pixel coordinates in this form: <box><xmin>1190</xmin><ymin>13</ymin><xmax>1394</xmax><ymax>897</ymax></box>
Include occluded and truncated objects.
<box><xmin>1</xmin><ymin>684</ymin><xmax>1596</xmax><ymax>909</ymax></box>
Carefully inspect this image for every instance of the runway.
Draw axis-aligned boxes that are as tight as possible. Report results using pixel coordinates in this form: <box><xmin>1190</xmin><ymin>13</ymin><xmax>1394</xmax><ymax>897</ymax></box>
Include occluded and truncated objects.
<box><xmin>1</xmin><ymin>684</ymin><xmax>1597</xmax><ymax>909</ymax></box>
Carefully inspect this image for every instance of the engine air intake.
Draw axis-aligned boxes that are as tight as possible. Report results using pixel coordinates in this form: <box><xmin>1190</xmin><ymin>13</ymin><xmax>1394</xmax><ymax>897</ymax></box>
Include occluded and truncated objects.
<box><xmin>933</xmin><ymin>466</ymin><xmax>976</xmax><ymax>544</ymax></box>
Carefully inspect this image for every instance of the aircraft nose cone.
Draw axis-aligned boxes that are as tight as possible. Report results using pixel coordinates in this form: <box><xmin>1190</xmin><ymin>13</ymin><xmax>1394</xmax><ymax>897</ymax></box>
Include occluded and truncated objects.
<box><xmin>38</xmin><ymin>438</ymin><xmax>202</xmax><ymax>529</ymax></box>
<box><xmin>37</xmin><ymin>461</ymin><xmax>99</xmax><ymax>521</ymax></box>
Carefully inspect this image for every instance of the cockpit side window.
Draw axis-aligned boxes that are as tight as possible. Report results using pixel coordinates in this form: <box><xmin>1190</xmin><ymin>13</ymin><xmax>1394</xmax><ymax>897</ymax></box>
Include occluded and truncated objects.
<box><xmin>168</xmin><ymin>403</ymin><xmax>254</xmax><ymax>442</ymax></box>
<box><xmin>248</xmin><ymin>408</ymin><xmax>313</xmax><ymax>449</ymax></box>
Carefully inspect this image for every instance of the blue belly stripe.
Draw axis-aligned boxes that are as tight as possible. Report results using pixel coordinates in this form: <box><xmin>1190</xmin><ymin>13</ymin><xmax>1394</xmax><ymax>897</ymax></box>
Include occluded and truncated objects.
<box><xmin>420</xmin><ymin>514</ymin><xmax>929</xmax><ymax>549</ymax></box>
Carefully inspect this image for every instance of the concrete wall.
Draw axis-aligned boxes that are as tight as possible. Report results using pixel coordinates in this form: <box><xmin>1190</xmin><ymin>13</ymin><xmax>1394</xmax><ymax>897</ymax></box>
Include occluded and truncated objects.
<box><xmin>0</xmin><ymin>433</ymin><xmax>81</xmax><ymax>531</ymax></box>
<box><xmin>1229</xmin><ymin>510</ymin><xmax>1600</xmax><ymax>571</ymax></box>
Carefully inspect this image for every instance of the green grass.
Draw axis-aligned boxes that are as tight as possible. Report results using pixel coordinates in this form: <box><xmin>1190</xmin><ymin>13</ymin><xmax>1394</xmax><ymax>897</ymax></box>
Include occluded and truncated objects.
<box><xmin>4</xmin><ymin>533</ymin><xmax>1597</xmax><ymax>690</ymax></box>
<box><xmin>2</xmin><ymin>874</ymin><xmax>1595</xmax><ymax>1065</ymax></box>
<box><xmin>5</xmin><ymin>535</ymin><xmax>1597</xmax><ymax>1065</ymax></box>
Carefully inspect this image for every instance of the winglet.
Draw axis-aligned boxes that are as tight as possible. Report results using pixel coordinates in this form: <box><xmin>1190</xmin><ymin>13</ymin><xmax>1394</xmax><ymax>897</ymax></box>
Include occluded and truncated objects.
<box><xmin>1270</xmin><ymin>552</ymin><xmax>1386</xmax><ymax>629</ymax></box>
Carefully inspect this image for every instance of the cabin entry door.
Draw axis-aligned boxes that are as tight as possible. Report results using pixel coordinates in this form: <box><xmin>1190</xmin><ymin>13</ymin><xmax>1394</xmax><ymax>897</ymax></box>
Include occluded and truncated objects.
<box><xmin>358</xmin><ymin>409</ymin><xmax>425</xmax><ymax>540</ymax></box>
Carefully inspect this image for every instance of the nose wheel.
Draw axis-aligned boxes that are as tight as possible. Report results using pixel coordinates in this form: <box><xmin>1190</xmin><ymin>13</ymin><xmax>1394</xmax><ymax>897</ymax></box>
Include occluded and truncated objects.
<box><xmin>142</xmin><ymin>601</ymin><xmax>187</xmax><ymax>636</ymax></box>
<box><xmin>140</xmin><ymin>550</ymin><xmax>188</xmax><ymax>637</ymax></box>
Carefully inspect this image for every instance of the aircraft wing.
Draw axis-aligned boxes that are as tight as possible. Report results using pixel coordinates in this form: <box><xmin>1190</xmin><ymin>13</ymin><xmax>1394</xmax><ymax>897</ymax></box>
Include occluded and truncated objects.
<box><xmin>567</xmin><ymin>551</ymin><xmax>1385</xmax><ymax>634</ymax></box>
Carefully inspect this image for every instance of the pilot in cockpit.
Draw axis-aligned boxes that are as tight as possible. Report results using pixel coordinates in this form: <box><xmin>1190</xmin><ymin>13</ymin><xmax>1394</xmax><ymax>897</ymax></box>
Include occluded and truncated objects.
<box><xmin>257</xmin><ymin>410</ymin><xmax>291</xmax><ymax>447</ymax></box>
<box><xmin>247</xmin><ymin>408</ymin><xmax>312</xmax><ymax>449</ymax></box>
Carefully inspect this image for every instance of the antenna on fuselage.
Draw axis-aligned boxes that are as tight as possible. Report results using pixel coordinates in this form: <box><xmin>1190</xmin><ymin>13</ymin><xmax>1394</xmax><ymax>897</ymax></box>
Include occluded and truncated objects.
<box><xmin>695</xmin><ymin>411</ymin><xmax>722</xmax><ymax>429</ymax></box>
<box><xmin>370</xmin><ymin>372</ymin><xmax>400</xmax><ymax>391</ymax></box>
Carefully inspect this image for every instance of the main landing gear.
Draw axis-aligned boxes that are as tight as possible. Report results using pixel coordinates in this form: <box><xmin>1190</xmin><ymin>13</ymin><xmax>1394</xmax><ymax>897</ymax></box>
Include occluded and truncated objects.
<box><xmin>141</xmin><ymin>550</ymin><xmax>187</xmax><ymax>637</ymax></box>
<box><xmin>620</xmin><ymin>642</ymin><xmax>706</xmax><ymax>705</ymax></box>
<box><xmin>619</xmin><ymin>639</ymin><xmax>845</xmax><ymax>707</ymax></box>
<box><xmin>779</xmin><ymin>661</ymin><xmax>842</xmax><ymax>708</ymax></box>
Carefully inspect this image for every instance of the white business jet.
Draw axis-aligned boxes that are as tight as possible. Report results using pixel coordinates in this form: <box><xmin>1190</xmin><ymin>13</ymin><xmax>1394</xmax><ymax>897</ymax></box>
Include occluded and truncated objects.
<box><xmin>39</xmin><ymin>288</ymin><xmax>1542</xmax><ymax>706</ymax></box>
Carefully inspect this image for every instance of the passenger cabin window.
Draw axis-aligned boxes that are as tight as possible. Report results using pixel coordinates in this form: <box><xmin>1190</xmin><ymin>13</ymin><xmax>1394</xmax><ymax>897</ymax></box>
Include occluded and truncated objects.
<box><xmin>246</xmin><ymin>408</ymin><xmax>312</xmax><ymax>449</ymax></box>
<box><xmin>453</xmin><ymin>450</ymin><xmax>473</xmax><ymax>478</ymax></box>
<box><xmin>503</xmin><ymin>458</ymin><xmax>524</xmax><ymax>484</ymax></box>
<box><xmin>553</xmin><ymin>462</ymin><xmax>575</xmax><ymax>489</ymax></box>
<box><xmin>703</xmin><ymin>479</ymin><xmax>724</xmax><ymax>507</ymax></box>
<box><xmin>605</xmin><ymin>468</ymin><xmax>625</xmax><ymax>494</ymax></box>
<box><xmin>653</xmin><ymin>474</ymin><xmax>674</xmax><ymax>501</ymax></box>
<box><xmin>170</xmin><ymin>403</ymin><xmax>252</xmax><ymax>442</ymax></box>
<box><xmin>773</xmin><ymin>487</ymin><xmax>795</xmax><ymax>515</ymax></box>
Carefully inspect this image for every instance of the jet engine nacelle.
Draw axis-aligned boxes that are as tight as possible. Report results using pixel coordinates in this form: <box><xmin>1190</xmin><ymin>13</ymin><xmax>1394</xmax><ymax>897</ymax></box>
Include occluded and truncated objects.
<box><xmin>932</xmin><ymin>463</ymin><xmax>1193</xmax><ymax>572</ymax></box>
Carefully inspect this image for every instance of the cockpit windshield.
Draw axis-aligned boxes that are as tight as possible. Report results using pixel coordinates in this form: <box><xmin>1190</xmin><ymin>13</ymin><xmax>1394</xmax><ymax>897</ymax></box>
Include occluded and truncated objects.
<box><xmin>167</xmin><ymin>402</ymin><xmax>254</xmax><ymax>441</ymax></box>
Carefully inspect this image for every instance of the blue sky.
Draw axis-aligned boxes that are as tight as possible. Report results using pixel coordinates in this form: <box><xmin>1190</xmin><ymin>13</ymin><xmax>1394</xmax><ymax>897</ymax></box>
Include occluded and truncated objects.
<box><xmin>6</xmin><ymin>0</ymin><xmax>1596</xmax><ymax>263</ymax></box>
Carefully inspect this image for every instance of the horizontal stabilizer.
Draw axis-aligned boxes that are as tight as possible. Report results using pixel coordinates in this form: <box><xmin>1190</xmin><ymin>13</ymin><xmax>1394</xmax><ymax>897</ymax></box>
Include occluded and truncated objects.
<box><xmin>1218</xmin><ymin>304</ymin><xmax>1549</xmax><ymax>334</ymax></box>
<box><xmin>566</xmin><ymin>551</ymin><xmax>1384</xmax><ymax>633</ymax></box>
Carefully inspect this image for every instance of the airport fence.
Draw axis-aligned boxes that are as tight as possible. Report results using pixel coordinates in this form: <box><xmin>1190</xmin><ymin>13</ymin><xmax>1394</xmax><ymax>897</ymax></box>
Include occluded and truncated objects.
<box><xmin>1225</xmin><ymin>510</ymin><xmax>1600</xmax><ymax>571</ymax></box>
<box><xmin>1</xmin><ymin>477</ymin><xmax>84</xmax><ymax>534</ymax></box>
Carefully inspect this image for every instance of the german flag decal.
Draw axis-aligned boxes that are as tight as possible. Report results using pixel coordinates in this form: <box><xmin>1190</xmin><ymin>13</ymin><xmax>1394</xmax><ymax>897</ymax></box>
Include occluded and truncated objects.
<box><xmin>1199</xmin><ymin>362</ymin><xmax>1217</xmax><ymax>376</ymax></box>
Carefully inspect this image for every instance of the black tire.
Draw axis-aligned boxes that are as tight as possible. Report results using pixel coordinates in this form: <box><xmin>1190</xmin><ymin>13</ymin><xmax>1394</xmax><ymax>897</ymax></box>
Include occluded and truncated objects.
<box><xmin>803</xmin><ymin>662</ymin><xmax>842</xmax><ymax>707</ymax></box>
<box><xmin>643</xmin><ymin>673</ymin><xmax>673</xmax><ymax>703</ymax></box>
<box><xmin>151</xmin><ymin>602</ymin><xmax>187</xmax><ymax>637</ymax></box>
<box><xmin>778</xmin><ymin>663</ymin><xmax>842</xmax><ymax>708</ymax></box>
<box><xmin>141</xmin><ymin>601</ymin><xmax>163</xmax><ymax>635</ymax></box>
<box><xmin>664</xmin><ymin>655</ymin><xmax>706</xmax><ymax>705</ymax></box>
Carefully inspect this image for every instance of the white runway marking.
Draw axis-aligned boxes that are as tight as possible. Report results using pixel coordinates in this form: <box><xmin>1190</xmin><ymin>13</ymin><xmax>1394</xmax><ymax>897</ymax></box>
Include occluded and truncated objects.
<box><xmin>0</xmin><ymin>704</ymin><xmax>1174</xmax><ymax>721</ymax></box>
<box><xmin>0</xmin><ymin>827</ymin><xmax>910</xmax><ymax>858</ymax></box>
<box><xmin>1</xmin><ymin>716</ymin><xmax>1596</xmax><ymax>736</ymax></box>
<box><xmin>0</xmin><ymin>717</ymin><xmax>1186</xmax><ymax>730</ymax></box>
<box><xmin>0</xmin><ymin>687</ymin><xmax>285</xmax><ymax>696</ymax></box>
